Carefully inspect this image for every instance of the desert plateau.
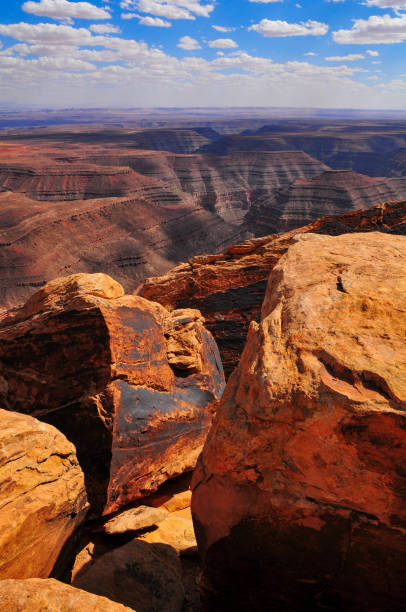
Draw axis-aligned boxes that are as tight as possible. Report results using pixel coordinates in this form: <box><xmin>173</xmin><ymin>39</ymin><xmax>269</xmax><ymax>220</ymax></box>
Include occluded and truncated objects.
<box><xmin>0</xmin><ymin>0</ymin><xmax>406</xmax><ymax>611</ymax></box>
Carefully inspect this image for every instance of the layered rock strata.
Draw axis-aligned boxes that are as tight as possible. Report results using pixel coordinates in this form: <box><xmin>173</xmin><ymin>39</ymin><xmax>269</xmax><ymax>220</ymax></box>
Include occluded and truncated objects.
<box><xmin>0</xmin><ymin>409</ymin><xmax>88</xmax><ymax>579</ymax></box>
<box><xmin>0</xmin><ymin>273</ymin><xmax>225</xmax><ymax>516</ymax></box>
<box><xmin>143</xmin><ymin>200</ymin><xmax>406</xmax><ymax>376</ymax></box>
<box><xmin>192</xmin><ymin>231</ymin><xmax>406</xmax><ymax>612</ymax></box>
<box><xmin>0</xmin><ymin>189</ymin><xmax>242</xmax><ymax>310</ymax></box>
<box><xmin>85</xmin><ymin>150</ymin><xmax>329</xmax><ymax>226</ymax></box>
<box><xmin>247</xmin><ymin>170</ymin><xmax>406</xmax><ymax>235</ymax></box>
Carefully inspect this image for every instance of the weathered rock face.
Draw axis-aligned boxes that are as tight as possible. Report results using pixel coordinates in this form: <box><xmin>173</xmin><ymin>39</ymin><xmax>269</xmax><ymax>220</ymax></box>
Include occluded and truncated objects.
<box><xmin>143</xmin><ymin>200</ymin><xmax>406</xmax><ymax>376</ymax></box>
<box><xmin>0</xmin><ymin>578</ymin><xmax>133</xmax><ymax>611</ymax></box>
<box><xmin>192</xmin><ymin>232</ymin><xmax>406</xmax><ymax>612</ymax></box>
<box><xmin>73</xmin><ymin>539</ymin><xmax>185</xmax><ymax>612</ymax></box>
<box><xmin>0</xmin><ymin>273</ymin><xmax>225</xmax><ymax>516</ymax></box>
<box><xmin>0</xmin><ymin>409</ymin><xmax>88</xmax><ymax>579</ymax></box>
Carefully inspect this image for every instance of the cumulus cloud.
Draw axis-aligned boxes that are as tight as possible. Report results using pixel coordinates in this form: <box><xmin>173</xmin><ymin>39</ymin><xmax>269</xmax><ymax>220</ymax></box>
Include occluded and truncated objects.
<box><xmin>137</xmin><ymin>15</ymin><xmax>172</xmax><ymax>25</ymax></box>
<box><xmin>120</xmin><ymin>0</ymin><xmax>214</xmax><ymax>20</ymax></box>
<box><xmin>177</xmin><ymin>35</ymin><xmax>201</xmax><ymax>49</ymax></box>
<box><xmin>90</xmin><ymin>23</ymin><xmax>120</xmax><ymax>34</ymax></box>
<box><xmin>22</xmin><ymin>0</ymin><xmax>111</xmax><ymax>23</ymax></box>
<box><xmin>208</xmin><ymin>38</ymin><xmax>238</xmax><ymax>48</ymax></box>
<box><xmin>0</xmin><ymin>18</ymin><xmax>403</xmax><ymax>109</ymax></box>
<box><xmin>363</xmin><ymin>1</ymin><xmax>406</xmax><ymax>11</ymax></box>
<box><xmin>249</xmin><ymin>19</ymin><xmax>329</xmax><ymax>37</ymax></box>
<box><xmin>366</xmin><ymin>49</ymin><xmax>380</xmax><ymax>55</ymax></box>
<box><xmin>0</xmin><ymin>22</ymin><xmax>95</xmax><ymax>45</ymax></box>
<box><xmin>333</xmin><ymin>14</ymin><xmax>406</xmax><ymax>43</ymax></box>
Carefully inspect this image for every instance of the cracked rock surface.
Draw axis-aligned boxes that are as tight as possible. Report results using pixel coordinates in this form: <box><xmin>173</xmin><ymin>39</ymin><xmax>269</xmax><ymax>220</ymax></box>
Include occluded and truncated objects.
<box><xmin>191</xmin><ymin>232</ymin><xmax>406</xmax><ymax>612</ymax></box>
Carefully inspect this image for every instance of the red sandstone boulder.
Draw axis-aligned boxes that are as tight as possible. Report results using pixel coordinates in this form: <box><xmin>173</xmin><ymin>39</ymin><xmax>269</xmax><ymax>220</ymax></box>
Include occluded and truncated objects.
<box><xmin>0</xmin><ymin>273</ymin><xmax>225</xmax><ymax>516</ymax></box>
<box><xmin>0</xmin><ymin>578</ymin><xmax>133</xmax><ymax>611</ymax></box>
<box><xmin>191</xmin><ymin>232</ymin><xmax>406</xmax><ymax>611</ymax></box>
<box><xmin>142</xmin><ymin>200</ymin><xmax>406</xmax><ymax>376</ymax></box>
<box><xmin>0</xmin><ymin>409</ymin><xmax>88</xmax><ymax>579</ymax></box>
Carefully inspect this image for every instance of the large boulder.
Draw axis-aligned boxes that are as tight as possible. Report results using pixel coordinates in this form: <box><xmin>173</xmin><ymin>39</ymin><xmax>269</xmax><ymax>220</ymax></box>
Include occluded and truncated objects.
<box><xmin>192</xmin><ymin>232</ymin><xmax>406</xmax><ymax>611</ymax></box>
<box><xmin>0</xmin><ymin>578</ymin><xmax>133</xmax><ymax>611</ymax></box>
<box><xmin>0</xmin><ymin>409</ymin><xmax>88</xmax><ymax>579</ymax></box>
<box><xmin>73</xmin><ymin>538</ymin><xmax>184</xmax><ymax>612</ymax></box>
<box><xmin>0</xmin><ymin>273</ymin><xmax>225</xmax><ymax>515</ymax></box>
<box><xmin>142</xmin><ymin>200</ymin><xmax>406</xmax><ymax>376</ymax></box>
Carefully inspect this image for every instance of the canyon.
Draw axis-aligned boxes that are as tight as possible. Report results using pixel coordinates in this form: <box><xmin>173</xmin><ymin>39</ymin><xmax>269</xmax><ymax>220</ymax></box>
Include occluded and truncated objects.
<box><xmin>0</xmin><ymin>113</ymin><xmax>405</xmax><ymax>611</ymax></box>
<box><xmin>2</xmin><ymin>120</ymin><xmax>406</xmax><ymax>310</ymax></box>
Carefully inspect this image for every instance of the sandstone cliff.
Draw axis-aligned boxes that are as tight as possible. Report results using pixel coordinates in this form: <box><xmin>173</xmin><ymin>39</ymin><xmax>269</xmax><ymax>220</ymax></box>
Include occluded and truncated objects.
<box><xmin>0</xmin><ymin>273</ymin><xmax>225</xmax><ymax>516</ymax></box>
<box><xmin>143</xmin><ymin>200</ymin><xmax>406</xmax><ymax>376</ymax></box>
<box><xmin>191</xmin><ymin>232</ymin><xmax>406</xmax><ymax>611</ymax></box>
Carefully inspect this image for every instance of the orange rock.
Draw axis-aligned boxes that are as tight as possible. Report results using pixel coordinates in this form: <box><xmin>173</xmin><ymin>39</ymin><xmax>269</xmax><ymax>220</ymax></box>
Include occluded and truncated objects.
<box><xmin>103</xmin><ymin>506</ymin><xmax>169</xmax><ymax>535</ymax></box>
<box><xmin>192</xmin><ymin>232</ymin><xmax>406</xmax><ymax>611</ymax></box>
<box><xmin>0</xmin><ymin>273</ymin><xmax>225</xmax><ymax>516</ymax></box>
<box><xmin>73</xmin><ymin>538</ymin><xmax>184</xmax><ymax>612</ymax></box>
<box><xmin>0</xmin><ymin>409</ymin><xmax>88</xmax><ymax>579</ymax></box>
<box><xmin>143</xmin><ymin>200</ymin><xmax>406</xmax><ymax>376</ymax></box>
<box><xmin>0</xmin><ymin>578</ymin><xmax>133</xmax><ymax>611</ymax></box>
<box><xmin>140</xmin><ymin>514</ymin><xmax>197</xmax><ymax>557</ymax></box>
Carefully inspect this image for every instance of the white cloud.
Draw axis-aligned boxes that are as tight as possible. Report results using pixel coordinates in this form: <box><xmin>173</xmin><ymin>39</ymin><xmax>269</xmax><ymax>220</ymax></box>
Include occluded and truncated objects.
<box><xmin>177</xmin><ymin>35</ymin><xmax>201</xmax><ymax>49</ymax></box>
<box><xmin>137</xmin><ymin>15</ymin><xmax>172</xmax><ymax>26</ymax></box>
<box><xmin>333</xmin><ymin>14</ymin><xmax>406</xmax><ymax>43</ymax></box>
<box><xmin>1</xmin><ymin>19</ymin><xmax>405</xmax><ymax>110</ymax></box>
<box><xmin>212</xmin><ymin>25</ymin><xmax>235</xmax><ymax>32</ymax></box>
<box><xmin>364</xmin><ymin>1</ymin><xmax>406</xmax><ymax>11</ymax></box>
<box><xmin>366</xmin><ymin>49</ymin><xmax>380</xmax><ymax>55</ymax></box>
<box><xmin>90</xmin><ymin>23</ymin><xmax>120</xmax><ymax>34</ymax></box>
<box><xmin>249</xmin><ymin>19</ymin><xmax>329</xmax><ymax>37</ymax></box>
<box><xmin>22</xmin><ymin>0</ymin><xmax>111</xmax><ymax>23</ymax></box>
<box><xmin>304</xmin><ymin>51</ymin><xmax>317</xmax><ymax>55</ymax></box>
<box><xmin>120</xmin><ymin>0</ymin><xmax>214</xmax><ymax>20</ymax></box>
<box><xmin>208</xmin><ymin>38</ymin><xmax>238</xmax><ymax>48</ymax></box>
<box><xmin>325</xmin><ymin>53</ymin><xmax>365</xmax><ymax>61</ymax></box>
<box><xmin>0</xmin><ymin>22</ymin><xmax>95</xmax><ymax>45</ymax></box>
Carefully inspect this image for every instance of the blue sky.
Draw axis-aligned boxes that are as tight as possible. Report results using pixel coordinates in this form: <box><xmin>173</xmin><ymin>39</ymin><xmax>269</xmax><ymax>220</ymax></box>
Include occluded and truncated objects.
<box><xmin>0</xmin><ymin>1</ymin><xmax>406</xmax><ymax>108</ymax></box>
